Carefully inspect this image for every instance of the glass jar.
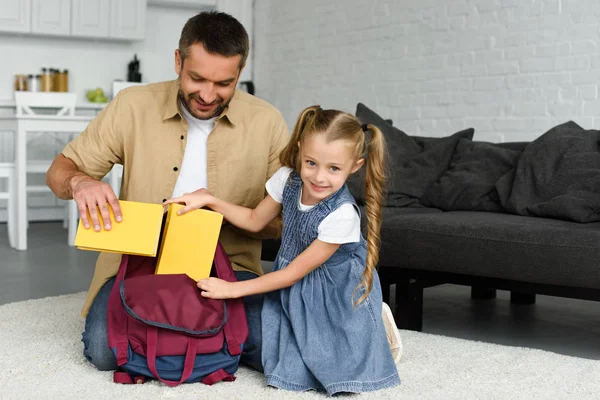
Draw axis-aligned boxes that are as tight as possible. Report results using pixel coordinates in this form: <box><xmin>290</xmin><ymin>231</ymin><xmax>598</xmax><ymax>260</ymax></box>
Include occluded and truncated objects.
<box><xmin>40</xmin><ymin>68</ymin><xmax>52</xmax><ymax>92</ymax></box>
<box><xmin>55</xmin><ymin>69</ymin><xmax>69</xmax><ymax>92</ymax></box>
<box><xmin>27</xmin><ymin>74</ymin><xmax>39</xmax><ymax>92</ymax></box>
<box><xmin>62</xmin><ymin>69</ymin><xmax>69</xmax><ymax>92</ymax></box>
<box><xmin>14</xmin><ymin>74</ymin><xmax>27</xmax><ymax>91</ymax></box>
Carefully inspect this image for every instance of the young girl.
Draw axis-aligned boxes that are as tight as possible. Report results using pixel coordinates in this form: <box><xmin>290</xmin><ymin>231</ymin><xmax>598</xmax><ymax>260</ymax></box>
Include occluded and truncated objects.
<box><xmin>164</xmin><ymin>105</ymin><xmax>401</xmax><ymax>395</ymax></box>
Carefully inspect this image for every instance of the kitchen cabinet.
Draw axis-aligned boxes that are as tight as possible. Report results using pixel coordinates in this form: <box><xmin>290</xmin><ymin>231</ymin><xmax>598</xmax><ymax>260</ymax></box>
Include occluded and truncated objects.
<box><xmin>71</xmin><ymin>0</ymin><xmax>146</xmax><ymax>40</ymax></box>
<box><xmin>70</xmin><ymin>0</ymin><xmax>110</xmax><ymax>38</ymax></box>
<box><xmin>31</xmin><ymin>0</ymin><xmax>70</xmax><ymax>36</ymax></box>
<box><xmin>110</xmin><ymin>0</ymin><xmax>146</xmax><ymax>41</ymax></box>
<box><xmin>0</xmin><ymin>0</ymin><xmax>31</xmax><ymax>33</ymax></box>
<box><xmin>72</xmin><ymin>0</ymin><xmax>146</xmax><ymax>40</ymax></box>
<box><xmin>1</xmin><ymin>0</ymin><xmax>146</xmax><ymax>41</ymax></box>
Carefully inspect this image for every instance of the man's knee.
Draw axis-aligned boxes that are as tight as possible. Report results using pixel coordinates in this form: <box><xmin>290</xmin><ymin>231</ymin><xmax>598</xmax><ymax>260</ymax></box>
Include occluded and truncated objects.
<box><xmin>82</xmin><ymin>322</ymin><xmax>117</xmax><ymax>371</ymax></box>
<box><xmin>82</xmin><ymin>278</ymin><xmax>117</xmax><ymax>371</ymax></box>
<box><xmin>83</xmin><ymin>339</ymin><xmax>117</xmax><ymax>371</ymax></box>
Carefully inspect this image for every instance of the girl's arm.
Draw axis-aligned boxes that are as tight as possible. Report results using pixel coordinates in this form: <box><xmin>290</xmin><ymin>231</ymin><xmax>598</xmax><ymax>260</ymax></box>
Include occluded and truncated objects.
<box><xmin>164</xmin><ymin>188</ymin><xmax>282</xmax><ymax>233</ymax></box>
<box><xmin>197</xmin><ymin>239</ymin><xmax>341</xmax><ymax>299</ymax></box>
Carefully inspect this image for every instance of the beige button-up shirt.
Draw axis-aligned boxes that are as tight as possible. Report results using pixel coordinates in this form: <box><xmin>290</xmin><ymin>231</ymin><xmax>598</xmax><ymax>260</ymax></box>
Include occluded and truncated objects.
<box><xmin>62</xmin><ymin>80</ymin><xmax>289</xmax><ymax>316</ymax></box>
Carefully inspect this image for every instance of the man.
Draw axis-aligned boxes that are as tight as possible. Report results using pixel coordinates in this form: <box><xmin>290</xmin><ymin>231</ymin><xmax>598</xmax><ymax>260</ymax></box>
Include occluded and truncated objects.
<box><xmin>46</xmin><ymin>11</ymin><xmax>289</xmax><ymax>373</ymax></box>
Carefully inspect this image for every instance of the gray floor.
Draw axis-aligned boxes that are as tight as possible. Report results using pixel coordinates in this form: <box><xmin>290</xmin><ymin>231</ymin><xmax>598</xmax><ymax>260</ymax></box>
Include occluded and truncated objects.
<box><xmin>2</xmin><ymin>222</ymin><xmax>600</xmax><ymax>360</ymax></box>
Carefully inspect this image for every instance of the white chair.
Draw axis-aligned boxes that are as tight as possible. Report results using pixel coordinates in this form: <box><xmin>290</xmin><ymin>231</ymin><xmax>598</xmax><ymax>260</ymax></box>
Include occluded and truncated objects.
<box><xmin>11</xmin><ymin>92</ymin><xmax>92</xmax><ymax>250</ymax></box>
<box><xmin>15</xmin><ymin>92</ymin><xmax>76</xmax><ymax>117</ymax></box>
<box><xmin>0</xmin><ymin>162</ymin><xmax>16</xmax><ymax>249</ymax></box>
<box><xmin>16</xmin><ymin>92</ymin><xmax>77</xmax><ymax>241</ymax></box>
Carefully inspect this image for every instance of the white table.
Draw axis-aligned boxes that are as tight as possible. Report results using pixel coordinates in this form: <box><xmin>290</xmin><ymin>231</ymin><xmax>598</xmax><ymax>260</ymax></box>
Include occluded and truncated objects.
<box><xmin>10</xmin><ymin>115</ymin><xmax>93</xmax><ymax>250</ymax></box>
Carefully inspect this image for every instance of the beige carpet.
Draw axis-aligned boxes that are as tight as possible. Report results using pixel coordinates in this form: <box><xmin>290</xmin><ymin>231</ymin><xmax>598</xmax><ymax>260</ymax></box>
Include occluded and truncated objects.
<box><xmin>1</xmin><ymin>292</ymin><xmax>599</xmax><ymax>399</ymax></box>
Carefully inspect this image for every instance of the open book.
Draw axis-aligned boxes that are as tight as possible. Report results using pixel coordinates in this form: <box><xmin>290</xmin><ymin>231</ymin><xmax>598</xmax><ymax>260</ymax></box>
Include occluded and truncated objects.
<box><xmin>74</xmin><ymin>201</ymin><xmax>223</xmax><ymax>281</ymax></box>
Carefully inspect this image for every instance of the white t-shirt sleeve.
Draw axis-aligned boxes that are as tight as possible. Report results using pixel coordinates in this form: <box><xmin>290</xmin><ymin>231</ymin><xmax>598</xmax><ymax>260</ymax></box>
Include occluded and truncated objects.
<box><xmin>317</xmin><ymin>203</ymin><xmax>361</xmax><ymax>244</ymax></box>
<box><xmin>265</xmin><ymin>166</ymin><xmax>293</xmax><ymax>203</ymax></box>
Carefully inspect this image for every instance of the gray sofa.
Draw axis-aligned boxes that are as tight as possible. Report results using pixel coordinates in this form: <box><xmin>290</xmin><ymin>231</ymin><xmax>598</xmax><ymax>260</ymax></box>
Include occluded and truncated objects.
<box><xmin>261</xmin><ymin>104</ymin><xmax>600</xmax><ymax>331</ymax></box>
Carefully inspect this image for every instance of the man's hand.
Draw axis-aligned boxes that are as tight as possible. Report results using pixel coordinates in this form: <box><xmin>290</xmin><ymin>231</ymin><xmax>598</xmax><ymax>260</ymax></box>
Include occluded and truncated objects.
<box><xmin>163</xmin><ymin>188</ymin><xmax>216</xmax><ymax>215</ymax></box>
<box><xmin>197</xmin><ymin>277</ymin><xmax>239</xmax><ymax>299</ymax></box>
<box><xmin>71</xmin><ymin>175</ymin><xmax>122</xmax><ymax>231</ymax></box>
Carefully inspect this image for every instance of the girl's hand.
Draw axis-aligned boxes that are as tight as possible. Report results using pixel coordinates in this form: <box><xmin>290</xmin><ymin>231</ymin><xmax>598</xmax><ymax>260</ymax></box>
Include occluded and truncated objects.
<box><xmin>163</xmin><ymin>188</ymin><xmax>215</xmax><ymax>215</ymax></box>
<box><xmin>197</xmin><ymin>277</ymin><xmax>239</xmax><ymax>299</ymax></box>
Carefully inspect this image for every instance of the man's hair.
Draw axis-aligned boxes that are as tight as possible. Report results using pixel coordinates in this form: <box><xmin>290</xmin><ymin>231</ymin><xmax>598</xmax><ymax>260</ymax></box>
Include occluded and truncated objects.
<box><xmin>178</xmin><ymin>11</ymin><xmax>249</xmax><ymax>68</ymax></box>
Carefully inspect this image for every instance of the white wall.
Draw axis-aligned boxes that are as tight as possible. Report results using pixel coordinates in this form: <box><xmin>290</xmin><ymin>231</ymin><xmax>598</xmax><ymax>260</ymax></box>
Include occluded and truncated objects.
<box><xmin>0</xmin><ymin>5</ymin><xmax>199</xmax><ymax>102</ymax></box>
<box><xmin>0</xmin><ymin>5</ymin><xmax>203</xmax><ymax>222</ymax></box>
<box><xmin>254</xmin><ymin>0</ymin><xmax>600</xmax><ymax>142</ymax></box>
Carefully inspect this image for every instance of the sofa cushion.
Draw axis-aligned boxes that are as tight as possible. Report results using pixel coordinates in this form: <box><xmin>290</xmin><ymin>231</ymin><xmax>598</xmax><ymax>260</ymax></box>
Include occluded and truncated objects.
<box><xmin>420</xmin><ymin>139</ymin><xmax>520</xmax><ymax>212</ymax></box>
<box><xmin>352</xmin><ymin>103</ymin><xmax>474</xmax><ymax>207</ymax></box>
<box><xmin>494</xmin><ymin>142</ymin><xmax>528</xmax><ymax>152</ymax></box>
<box><xmin>378</xmin><ymin>210</ymin><xmax>600</xmax><ymax>289</ymax></box>
<box><xmin>496</xmin><ymin>121</ymin><xmax>600</xmax><ymax>223</ymax></box>
<box><xmin>357</xmin><ymin>205</ymin><xmax>443</xmax><ymax>233</ymax></box>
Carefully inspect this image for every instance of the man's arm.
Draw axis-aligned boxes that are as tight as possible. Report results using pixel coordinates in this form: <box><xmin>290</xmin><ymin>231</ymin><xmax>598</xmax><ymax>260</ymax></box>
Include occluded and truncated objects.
<box><xmin>46</xmin><ymin>94</ymin><xmax>125</xmax><ymax>230</ymax></box>
<box><xmin>46</xmin><ymin>154</ymin><xmax>92</xmax><ymax>200</ymax></box>
<box><xmin>46</xmin><ymin>155</ymin><xmax>122</xmax><ymax>230</ymax></box>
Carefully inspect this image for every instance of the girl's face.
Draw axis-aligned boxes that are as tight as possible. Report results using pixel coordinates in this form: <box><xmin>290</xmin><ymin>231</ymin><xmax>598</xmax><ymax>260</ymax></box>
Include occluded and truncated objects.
<box><xmin>298</xmin><ymin>135</ymin><xmax>364</xmax><ymax>205</ymax></box>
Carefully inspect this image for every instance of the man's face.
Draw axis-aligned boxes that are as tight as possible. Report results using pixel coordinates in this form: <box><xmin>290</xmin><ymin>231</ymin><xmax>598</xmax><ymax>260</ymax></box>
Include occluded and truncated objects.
<box><xmin>175</xmin><ymin>43</ymin><xmax>243</xmax><ymax>120</ymax></box>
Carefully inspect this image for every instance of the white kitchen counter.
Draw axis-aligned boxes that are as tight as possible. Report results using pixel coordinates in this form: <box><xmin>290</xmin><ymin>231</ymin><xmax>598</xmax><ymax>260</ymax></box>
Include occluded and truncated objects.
<box><xmin>0</xmin><ymin>99</ymin><xmax>106</xmax><ymax>110</ymax></box>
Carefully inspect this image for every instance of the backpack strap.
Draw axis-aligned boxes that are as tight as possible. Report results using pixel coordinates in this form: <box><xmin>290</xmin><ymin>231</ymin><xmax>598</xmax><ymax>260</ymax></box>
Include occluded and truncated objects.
<box><xmin>213</xmin><ymin>242</ymin><xmax>248</xmax><ymax>356</ymax></box>
<box><xmin>146</xmin><ymin>326</ymin><xmax>196</xmax><ymax>387</ymax></box>
<box><xmin>213</xmin><ymin>242</ymin><xmax>236</xmax><ymax>281</ymax></box>
<box><xmin>113</xmin><ymin>370</ymin><xmax>146</xmax><ymax>385</ymax></box>
<box><xmin>201</xmin><ymin>368</ymin><xmax>236</xmax><ymax>385</ymax></box>
<box><xmin>107</xmin><ymin>254</ymin><xmax>130</xmax><ymax>366</ymax></box>
<box><xmin>222</xmin><ymin>316</ymin><xmax>243</xmax><ymax>356</ymax></box>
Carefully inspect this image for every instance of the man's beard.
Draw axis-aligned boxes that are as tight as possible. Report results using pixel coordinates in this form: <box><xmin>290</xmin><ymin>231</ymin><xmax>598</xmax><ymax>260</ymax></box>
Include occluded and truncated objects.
<box><xmin>177</xmin><ymin>89</ymin><xmax>232</xmax><ymax>120</ymax></box>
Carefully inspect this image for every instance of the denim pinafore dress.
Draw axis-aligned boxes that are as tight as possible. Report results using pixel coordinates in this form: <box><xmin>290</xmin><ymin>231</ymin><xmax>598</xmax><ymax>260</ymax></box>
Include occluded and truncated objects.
<box><xmin>261</xmin><ymin>172</ymin><xmax>400</xmax><ymax>396</ymax></box>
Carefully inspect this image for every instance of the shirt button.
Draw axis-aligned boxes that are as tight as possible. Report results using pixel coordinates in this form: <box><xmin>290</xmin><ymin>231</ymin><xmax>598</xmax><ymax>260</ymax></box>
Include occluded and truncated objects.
<box><xmin>180</xmin><ymin>135</ymin><xmax>184</xmax><ymax>140</ymax></box>
<box><xmin>173</xmin><ymin>167</ymin><xmax>178</xmax><ymax>171</ymax></box>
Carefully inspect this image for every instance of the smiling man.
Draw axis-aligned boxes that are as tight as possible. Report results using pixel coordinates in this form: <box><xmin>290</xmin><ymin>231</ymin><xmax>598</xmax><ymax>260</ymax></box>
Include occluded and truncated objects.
<box><xmin>46</xmin><ymin>11</ymin><xmax>289</xmax><ymax>373</ymax></box>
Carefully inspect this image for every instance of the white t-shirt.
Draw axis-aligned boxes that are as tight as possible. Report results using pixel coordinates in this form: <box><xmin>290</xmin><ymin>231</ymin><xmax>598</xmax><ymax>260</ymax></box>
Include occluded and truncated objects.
<box><xmin>171</xmin><ymin>101</ymin><xmax>216</xmax><ymax>198</ymax></box>
<box><xmin>266</xmin><ymin>167</ymin><xmax>361</xmax><ymax>244</ymax></box>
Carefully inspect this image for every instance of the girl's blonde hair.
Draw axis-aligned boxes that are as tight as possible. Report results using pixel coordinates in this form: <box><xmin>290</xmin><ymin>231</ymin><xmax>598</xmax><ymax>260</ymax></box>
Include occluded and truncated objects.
<box><xmin>279</xmin><ymin>105</ymin><xmax>387</xmax><ymax>305</ymax></box>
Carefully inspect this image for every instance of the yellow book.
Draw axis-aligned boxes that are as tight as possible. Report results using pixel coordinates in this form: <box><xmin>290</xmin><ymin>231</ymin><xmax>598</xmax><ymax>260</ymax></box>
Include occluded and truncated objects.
<box><xmin>155</xmin><ymin>203</ymin><xmax>224</xmax><ymax>281</ymax></box>
<box><xmin>74</xmin><ymin>201</ymin><xmax>224</xmax><ymax>281</ymax></box>
<box><xmin>74</xmin><ymin>200</ymin><xmax>164</xmax><ymax>257</ymax></box>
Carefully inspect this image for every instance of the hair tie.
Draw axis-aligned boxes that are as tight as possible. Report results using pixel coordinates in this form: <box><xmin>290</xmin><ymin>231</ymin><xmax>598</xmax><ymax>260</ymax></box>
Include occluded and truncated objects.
<box><xmin>361</xmin><ymin>124</ymin><xmax>369</xmax><ymax>133</ymax></box>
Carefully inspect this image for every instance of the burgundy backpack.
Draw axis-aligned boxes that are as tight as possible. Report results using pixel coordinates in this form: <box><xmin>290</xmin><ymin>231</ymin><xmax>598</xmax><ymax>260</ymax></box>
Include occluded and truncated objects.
<box><xmin>107</xmin><ymin>242</ymin><xmax>248</xmax><ymax>386</ymax></box>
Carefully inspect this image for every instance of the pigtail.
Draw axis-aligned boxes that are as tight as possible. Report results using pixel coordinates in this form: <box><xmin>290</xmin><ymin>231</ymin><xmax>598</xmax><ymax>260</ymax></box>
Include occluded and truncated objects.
<box><xmin>354</xmin><ymin>123</ymin><xmax>386</xmax><ymax>306</ymax></box>
<box><xmin>279</xmin><ymin>105</ymin><xmax>321</xmax><ymax>169</ymax></box>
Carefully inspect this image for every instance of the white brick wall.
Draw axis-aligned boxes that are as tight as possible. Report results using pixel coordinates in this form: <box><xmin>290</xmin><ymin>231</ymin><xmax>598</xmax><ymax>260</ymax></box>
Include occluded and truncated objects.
<box><xmin>254</xmin><ymin>0</ymin><xmax>600</xmax><ymax>142</ymax></box>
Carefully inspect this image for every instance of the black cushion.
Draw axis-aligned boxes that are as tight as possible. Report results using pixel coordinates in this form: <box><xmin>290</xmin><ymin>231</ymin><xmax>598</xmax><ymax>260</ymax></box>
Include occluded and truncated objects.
<box><xmin>352</xmin><ymin>103</ymin><xmax>474</xmax><ymax>207</ymax></box>
<box><xmin>420</xmin><ymin>139</ymin><xmax>520</xmax><ymax>212</ymax></box>
<box><xmin>494</xmin><ymin>142</ymin><xmax>528</xmax><ymax>152</ymax></box>
<box><xmin>496</xmin><ymin>121</ymin><xmax>600</xmax><ymax>223</ymax></box>
<box><xmin>378</xmin><ymin>210</ymin><xmax>600</xmax><ymax>289</ymax></box>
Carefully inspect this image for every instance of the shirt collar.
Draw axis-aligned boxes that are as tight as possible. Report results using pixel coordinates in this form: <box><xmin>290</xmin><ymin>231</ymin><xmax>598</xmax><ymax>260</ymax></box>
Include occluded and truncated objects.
<box><xmin>162</xmin><ymin>79</ymin><xmax>180</xmax><ymax>121</ymax></box>
<box><xmin>162</xmin><ymin>79</ymin><xmax>241</xmax><ymax>127</ymax></box>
